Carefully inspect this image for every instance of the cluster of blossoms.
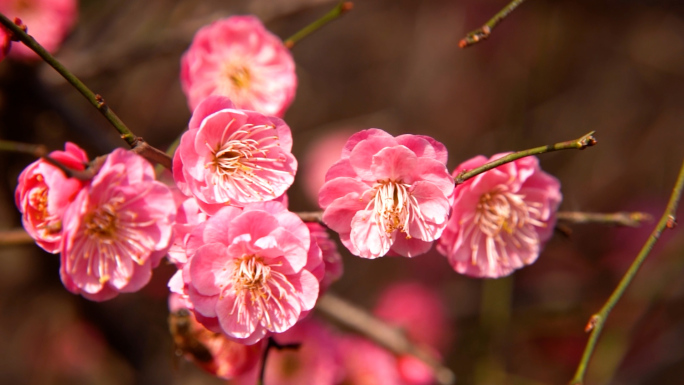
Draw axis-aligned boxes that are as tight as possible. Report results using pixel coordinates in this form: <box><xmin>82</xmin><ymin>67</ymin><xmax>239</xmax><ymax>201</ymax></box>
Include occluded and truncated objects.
<box><xmin>169</xmin><ymin>282</ymin><xmax>450</xmax><ymax>385</ymax></box>
<box><xmin>13</xmin><ymin>12</ymin><xmax>565</xmax><ymax>384</ymax></box>
<box><xmin>16</xmin><ymin>144</ymin><xmax>176</xmax><ymax>301</ymax></box>
<box><xmin>318</xmin><ymin>129</ymin><xmax>562</xmax><ymax>277</ymax></box>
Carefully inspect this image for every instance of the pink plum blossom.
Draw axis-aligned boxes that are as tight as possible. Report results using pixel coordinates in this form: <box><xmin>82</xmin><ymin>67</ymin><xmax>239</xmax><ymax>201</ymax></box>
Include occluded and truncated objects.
<box><xmin>437</xmin><ymin>154</ymin><xmax>562</xmax><ymax>278</ymax></box>
<box><xmin>168</xmin><ymin>293</ymin><xmax>264</xmax><ymax>380</ymax></box>
<box><xmin>233</xmin><ymin>318</ymin><xmax>343</xmax><ymax>385</ymax></box>
<box><xmin>0</xmin><ymin>0</ymin><xmax>78</xmax><ymax>61</ymax></box>
<box><xmin>59</xmin><ymin>148</ymin><xmax>176</xmax><ymax>301</ymax></box>
<box><xmin>374</xmin><ymin>282</ymin><xmax>450</xmax><ymax>385</ymax></box>
<box><xmin>180</xmin><ymin>201</ymin><xmax>324</xmax><ymax>345</ymax></box>
<box><xmin>0</xmin><ymin>26</ymin><xmax>10</xmax><ymax>61</ymax></box>
<box><xmin>301</xmin><ymin>129</ymin><xmax>356</xmax><ymax>203</ymax></box>
<box><xmin>173</xmin><ymin>96</ymin><xmax>297</xmax><ymax>214</ymax></box>
<box><xmin>374</xmin><ymin>282</ymin><xmax>450</xmax><ymax>352</ymax></box>
<box><xmin>15</xmin><ymin>142</ymin><xmax>88</xmax><ymax>253</ymax></box>
<box><xmin>181</xmin><ymin>16</ymin><xmax>297</xmax><ymax>117</ymax></box>
<box><xmin>306</xmin><ymin>222</ymin><xmax>343</xmax><ymax>293</ymax></box>
<box><xmin>319</xmin><ymin>129</ymin><xmax>454</xmax><ymax>259</ymax></box>
<box><xmin>336</xmin><ymin>336</ymin><xmax>404</xmax><ymax>385</ymax></box>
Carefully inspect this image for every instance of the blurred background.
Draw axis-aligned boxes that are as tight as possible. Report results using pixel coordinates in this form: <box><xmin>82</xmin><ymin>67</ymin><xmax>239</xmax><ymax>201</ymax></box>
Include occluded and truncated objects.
<box><xmin>1</xmin><ymin>0</ymin><xmax>684</xmax><ymax>384</ymax></box>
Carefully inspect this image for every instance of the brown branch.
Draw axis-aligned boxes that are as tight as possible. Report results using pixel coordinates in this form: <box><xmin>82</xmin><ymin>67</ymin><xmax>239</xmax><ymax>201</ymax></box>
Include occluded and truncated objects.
<box><xmin>455</xmin><ymin>131</ymin><xmax>597</xmax><ymax>185</ymax></box>
<box><xmin>316</xmin><ymin>293</ymin><xmax>456</xmax><ymax>385</ymax></box>
<box><xmin>570</xmin><ymin>158</ymin><xmax>684</xmax><ymax>385</ymax></box>
<box><xmin>459</xmin><ymin>0</ymin><xmax>527</xmax><ymax>48</ymax></box>
<box><xmin>556</xmin><ymin>211</ymin><xmax>653</xmax><ymax>227</ymax></box>
<box><xmin>0</xmin><ymin>228</ymin><xmax>34</xmax><ymax>246</ymax></box>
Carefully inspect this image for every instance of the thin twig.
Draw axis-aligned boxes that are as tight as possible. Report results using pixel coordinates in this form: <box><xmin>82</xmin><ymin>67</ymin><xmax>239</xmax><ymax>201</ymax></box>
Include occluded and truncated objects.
<box><xmin>455</xmin><ymin>131</ymin><xmax>597</xmax><ymax>185</ymax></box>
<box><xmin>284</xmin><ymin>1</ymin><xmax>353</xmax><ymax>49</ymax></box>
<box><xmin>569</xmin><ymin>158</ymin><xmax>684</xmax><ymax>385</ymax></box>
<box><xmin>0</xmin><ymin>229</ymin><xmax>34</xmax><ymax>246</ymax></box>
<box><xmin>557</xmin><ymin>211</ymin><xmax>653</xmax><ymax>227</ymax></box>
<box><xmin>459</xmin><ymin>0</ymin><xmax>527</xmax><ymax>48</ymax></box>
<box><xmin>0</xmin><ymin>14</ymin><xmax>173</xmax><ymax>169</ymax></box>
<box><xmin>0</xmin><ymin>140</ymin><xmax>94</xmax><ymax>180</ymax></box>
<box><xmin>316</xmin><ymin>293</ymin><xmax>456</xmax><ymax>385</ymax></box>
<box><xmin>297</xmin><ymin>211</ymin><xmax>324</xmax><ymax>222</ymax></box>
<box><xmin>0</xmin><ymin>139</ymin><xmax>48</xmax><ymax>157</ymax></box>
<box><xmin>258</xmin><ymin>337</ymin><xmax>300</xmax><ymax>385</ymax></box>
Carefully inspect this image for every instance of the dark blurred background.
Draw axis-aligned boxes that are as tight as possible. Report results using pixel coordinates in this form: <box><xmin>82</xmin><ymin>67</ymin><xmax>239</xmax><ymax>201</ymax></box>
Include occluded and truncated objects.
<box><xmin>1</xmin><ymin>0</ymin><xmax>683</xmax><ymax>384</ymax></box>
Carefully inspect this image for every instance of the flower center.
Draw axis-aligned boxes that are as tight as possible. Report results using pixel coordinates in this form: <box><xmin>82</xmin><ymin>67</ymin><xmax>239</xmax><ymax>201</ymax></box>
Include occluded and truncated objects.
<box><xmin>28</xmin><ymin>186</ymin><xmax>48</xmax><ymax>221</ymax></box>
<box><xmin>84</xmin><ymin>202</ymin><xmax>120</xmax><ymax>239</ymax></box>
<box><xmin>205</xmin><ymin>120</ymin><xmax>291</xmax><ymax>202</ymax></box>
<box><xmin>228</xmin><ymin>66</ymin><xmax>251</xmax><ymax>89</ymax></box>
<box><xmin>468</xmin><ymin>187</ymin><xmax>545</xmax><ymax>264</ymax></box>
<box><xmin>69</xmin><ymin>193</ymin><xmax>158</xmax><ymax>284</ymax></box>
<box><xmin>367</xmin><ymin>180</ymin><xmax>428</xmax><ymax>240</ymax></box>
<box><xmin>228</xmin><ymin>254</ymin><xmax>294</xmax><ymax>329</ymax></box>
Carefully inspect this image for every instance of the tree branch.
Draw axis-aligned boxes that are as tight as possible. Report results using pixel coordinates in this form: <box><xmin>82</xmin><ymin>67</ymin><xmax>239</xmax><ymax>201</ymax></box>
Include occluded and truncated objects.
<box><xmin>459</xmin><ymin>0</ymin><xmax>527</xmax><ymax>48</ymax></box>
<box><xmin>569</xmin><ymin>158</ymin><xmax>684</xmax><ymax>385</ymax></box>
<box><xmin>316</xmin><ymin>293</ymin><xmax>456</xmax><ymax>385</ymax></box>
<box><xmin>0</xmin><ymin>228</ymin><xmax>34</xmax><ymax>246</ymax></box>
<box><xmin>284</xmin><ymin>1</ymin><xmax>353</xmax><ymax>49</ymax></box>
<box><xmin>455</xmin><ymin>131</ymin><xmax>596</xmax><ymax>185</ymax></box>
<box><xmin>0</xmin><ymin>14</ymin><xmax>173</xmax><ymax>169</ymax></box>
<box><xmin>557</xmin><ymin>211</ymin><xmax>653</xmax><ymax>227</ymax></box>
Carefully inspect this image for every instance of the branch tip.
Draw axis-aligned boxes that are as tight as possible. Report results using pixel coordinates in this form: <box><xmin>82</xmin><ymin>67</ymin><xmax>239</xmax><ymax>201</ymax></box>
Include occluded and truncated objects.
<box><xmin>578</xmin><ymin>131</ymin><xmax>597</xmax><ymax>149</ymax></box>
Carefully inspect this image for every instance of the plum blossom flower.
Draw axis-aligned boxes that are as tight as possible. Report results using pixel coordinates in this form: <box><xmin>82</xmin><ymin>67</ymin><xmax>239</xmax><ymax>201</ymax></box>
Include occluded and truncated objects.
<box><xmin>173</xmin><ymin>96</ymin><xmax>297</xmax><ymax>214</ymax></box>
<box><xmin>0</xmin><ymin>0</ymin><xmax>78</xmax><ymax>61</ymax></box>
<box><xmin>180</xmin><ymin>201</ymin><xmax>323</xmax><ymax>345</ymax></box>
<box><xmin>232</xmin><ymin>318</ymin><xmax>343</xmax><ymax>385</ymax></box>
<box><xmin>181</xmin><ymin>16</ymin><xmax>297</xmax><ymax>117</ymax></box>
<box><xmin>15</xmin><ymin>142</ymin><xmax>88</xmax><ymax>253</ymax></box>
<box><xmin>374</xmin><ymin>282</ymin><xmax>450</xmax><ymax>385</ymax></box>
<box><xmin>319</xmin><ymin>129</ymin><xmax>454</xmax><ymax>259</ymax></box>
<box><xmin>0</xmin><ymin>27</ymin><xmax>10</xmax><ymax>62</ymax></box>
<box><xmin>336</xmin><ymin>336</ymin><xmax>404</xmax><ymax>385</ymax></box>
<box><xmin>168</xmin><ymin>293</ymin><xmax>264</xmax><ymax>380</ymax></box>
<box><xmin>60</xmin><ymin>149</ymin><xmax>176</xmax><ymax>301</ymax></box>
<box><xmin>437</xmin><ymin>154</ymin><xmax>562</xmax><ymax>278</ymax></box>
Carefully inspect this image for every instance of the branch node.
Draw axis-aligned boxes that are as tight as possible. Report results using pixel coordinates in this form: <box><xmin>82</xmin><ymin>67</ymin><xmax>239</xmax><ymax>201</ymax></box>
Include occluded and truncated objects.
<box><xmin>95</xmin><ymin>94</ymin><xmax>106</xmax><ymax>109</ymax></box>
<box><xmin>666</xmin><ymin>215</ymin><xmax>677</xmax><ymax>229</ymax></box>
<box><xmin>341</xmin><ymin>1</ymin><xmax>354</xmax><ymax>12</ymax></box>
<box><xmin>10</xmin><ymin>17</ymin><xmax>26</xmax><ymax>39</ymax></box>
<box><xmin>584</xmin><ymin>315</ymin><xmax>600</xmax><ymax>332</ymax></box>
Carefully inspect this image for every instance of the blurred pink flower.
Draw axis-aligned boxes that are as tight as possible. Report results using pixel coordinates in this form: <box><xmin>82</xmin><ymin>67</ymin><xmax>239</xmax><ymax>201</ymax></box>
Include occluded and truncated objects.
<box><xmin>0</xmin><ymin>0</ymin><xmax>78</xmax><ymax>61</ymax></box>
<box><xmin>233</xmin><ymin>318</ymin><xmax>343</xmax><ymax>385</ymax></box>
<box><xmin>319</xmin><ymin>129</ymin><xmax>454</xmax><ymax>259</ymax></box>
<box><xmin>0</xmin><ymin>26</ymin><xmax>10</xmax><ymax>61</ymax></box>
<box><xmin>437</xmin><ymin>154</ymin><xmax>562</xmax><ymax>278</ymax></box>
<box><xmin>181</xmin><ymin>15</ymin><xmax>297</xmax><ymax>117</ymax></box>
<box><xmin>396</xmin><ymin>355</ymin><xmax>435</xmax><ymax>385</ymax></box>
<box><xmin>173</xmin><ymin>96</ymin><xmax>296</xmax><ymax>214</ymax></box>
<box><xmin>59</xmin><ymin>149</ymin><xmax>176</xmax><ymax>301</ymax></box>
<box><xmin>301</xmin><ymin>129</ymin><xmax>356</xmax><ymax>203</ymax></box>
<box><xmin>15</xmin><ymin>142</ymin><xmax>88</xmax><ymax>253</ymax></box>
<box><xmin>374</xmin><ymin>281</ymin><xmax>450</xmax><ymax>385</ymax></box>
<box><xmin>181</xmin><ymin>201</ymin><xmax>323</xmax><ymax>345</ymax></box>
<box><xmin>373</xmin><ymin>281</ymin><xmax>450</xmax><ymax>352</ymax></box>
<box><xmin>168</xmin><ymin>293</ymin><xmax>264</xmax><ymax>380</ymax></box>
<box><xmin>336</xmin><ymin>336</ymin><xmax>404</xmax><ymax>385</ymax></box>
<box><xmin>306</xmin><ymin>222</ymin><xmax>343</xmax><ymax>293</ymax></box>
